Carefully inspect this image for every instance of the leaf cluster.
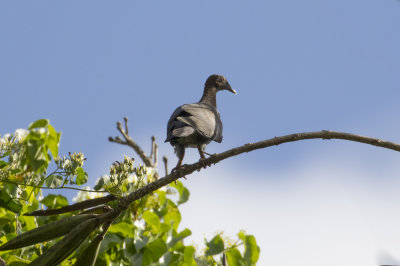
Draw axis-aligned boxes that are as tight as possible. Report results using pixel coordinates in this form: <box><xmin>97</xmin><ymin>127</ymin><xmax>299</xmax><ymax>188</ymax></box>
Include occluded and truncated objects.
<box><xmin>0</xmin><ymin>120</ymin><xmax>260</xmax><ymax>265</ymax></box>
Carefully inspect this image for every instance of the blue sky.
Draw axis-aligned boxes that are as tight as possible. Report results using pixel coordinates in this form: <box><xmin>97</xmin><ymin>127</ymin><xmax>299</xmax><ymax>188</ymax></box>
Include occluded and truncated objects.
<box><xmin>1</xmin><ymin>1</ymin><xmax>400</xmax><ymax>265</ymax></box>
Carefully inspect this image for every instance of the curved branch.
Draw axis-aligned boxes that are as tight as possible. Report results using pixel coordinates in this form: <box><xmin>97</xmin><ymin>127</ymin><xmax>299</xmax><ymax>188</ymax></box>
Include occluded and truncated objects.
<box><xmin>114</xmin><ymin>130</ymin><xmax>400</xmax><ymax>211</ymax></box>
<box><xmin>108</xmin><ymin>117</ymin><xmax>153</xmax><ymax>167</ymax></box>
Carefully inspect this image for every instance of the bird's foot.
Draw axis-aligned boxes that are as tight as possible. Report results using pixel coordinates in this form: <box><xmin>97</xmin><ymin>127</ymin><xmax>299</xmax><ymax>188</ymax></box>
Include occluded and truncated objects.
<box><xmin>171</xmin><ymin>165</ymin><xmax>187</xmax><ymax>181</ymax></box>
<box><xmin>197</xmin><ymin>158</ymin><xmax>208</xmax><ymax>171</ymax></box>
<box><xmin>171</xmin><ymin>164</ymin><xmax>185</xmax><ymax>173</ymax></box>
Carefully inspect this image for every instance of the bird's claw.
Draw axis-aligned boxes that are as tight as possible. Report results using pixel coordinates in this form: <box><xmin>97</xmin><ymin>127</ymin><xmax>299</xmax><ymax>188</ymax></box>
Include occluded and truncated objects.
<box><xmin>197</xmin><ymin>158</ymin><xmax>208</xmax><ymax>171</ymax></box>
<box><xmin>171</xmin><ymin>165</ymin><xmax>187</xmax><ymax>181</ymax></box>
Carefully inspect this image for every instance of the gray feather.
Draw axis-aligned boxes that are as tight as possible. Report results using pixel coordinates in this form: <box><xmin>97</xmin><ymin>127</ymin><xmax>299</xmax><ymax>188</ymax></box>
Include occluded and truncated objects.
<box><xmin>172</xmin><ymin>126</ymin><xmax>195</xmax><ymax>138</ymax></box>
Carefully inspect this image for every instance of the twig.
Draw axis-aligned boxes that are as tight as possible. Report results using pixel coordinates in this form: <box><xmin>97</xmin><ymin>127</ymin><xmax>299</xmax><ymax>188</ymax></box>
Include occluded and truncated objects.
<box><xmin>1</xmin><ymin>180</ymin><xmax>107</xmax><ymax>193</ymax></box>
<box><xmin>108</xmin><ymin>117</ymin><xmax>153</xmax><ymax>167</ymax></box>
<box><xmin>150</xmin><ymin>136</ymin><xmax>155</xmax><ymax>161</ymax></box>
<box><xmin>163</xmin><ymin>156</ymin><xmax>168</xmax><ymax>176</ymax></box>
<box><xmin>113</xmin><ymin>130</ymin><xmax>400</xmax><ymax>212</ymax></box>
<box><xmin>154</xmin><ymin>143</ymin><xmax>158</xmax><ymax>166</ymax></box>
<box><xmin>124</xmin><ymin>117</ymin><xmax>129</xmax><ymax>135</ymax></box>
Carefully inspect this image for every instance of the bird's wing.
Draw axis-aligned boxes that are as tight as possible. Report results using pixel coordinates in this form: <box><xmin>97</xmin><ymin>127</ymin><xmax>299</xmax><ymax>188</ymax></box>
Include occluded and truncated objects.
<box><xmin>179</xmin><ymin>103</ymin><xmax>222</xmax><ymax>142</ymax></box>
<box><xmin>213</xmin><ymin>113</ymin><xmax>223</xmax><ymax>143</ymax></box>
<box><xmin>172</xmin><ymin>126</ymin><xmax>195</xmax><ymax>138</ymax></box>
<box><xmin>165</xmin><ymin>106</ymin><xmax>196</xmax><ymax>142</ymax></box>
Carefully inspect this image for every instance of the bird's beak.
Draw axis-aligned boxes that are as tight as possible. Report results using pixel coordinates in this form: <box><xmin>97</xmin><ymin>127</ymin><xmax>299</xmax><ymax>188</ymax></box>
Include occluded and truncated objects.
<box><xmin>225</xmin><ymin>82</ymin><xmax>237</xmax><ymax>95</ymax></box>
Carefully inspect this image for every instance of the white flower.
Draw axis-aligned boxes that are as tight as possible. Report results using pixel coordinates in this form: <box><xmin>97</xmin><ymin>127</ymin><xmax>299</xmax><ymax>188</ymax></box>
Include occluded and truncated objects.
<box><xmin>147</xmin><ymin>167</ymin><xmax>157</xmax><ymax>178</ymax></box>
<box><xmin>15</xmin><ymin>129</ymin><xmax>28</xmax><ymax>141</ymax></box>
<box><xmin>37</xmin><ymin>194</ymin><xmax>44</xmax><ymax>201</ymax></box>
<box><xmin>0</xmin><ymin>134</ymin><xmax>11</xmax><ymax>145</ymax></box>
<box><xmin>98</xmin><ymin>175</ymin><xmax>111</xmax><ymax>185</ymax></box>
<box><xmin>134</xmin><ymin>220</ymin><xmax>145</xmax><ymax>230</ymax></box>
<box><xmin>62</xmin><ymin>159</ymin><xmax>72</xmax><ymax>169</ymax></box>
<box><xmin>127</xmin><ymin>174</ymin><xmax>137</xmax><ymax>184</ymax></box>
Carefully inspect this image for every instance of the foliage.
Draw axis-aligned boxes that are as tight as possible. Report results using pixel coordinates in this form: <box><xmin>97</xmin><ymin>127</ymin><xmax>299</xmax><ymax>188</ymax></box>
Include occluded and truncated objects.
<box><xmin>0</xmin><ymin>120</ymin><xmax>259</xmax><ymax>265</ymax></box>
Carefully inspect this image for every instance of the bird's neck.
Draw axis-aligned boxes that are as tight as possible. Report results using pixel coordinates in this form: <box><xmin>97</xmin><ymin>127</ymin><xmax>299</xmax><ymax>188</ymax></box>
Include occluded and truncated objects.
<box><xmin>199</xmin><ymin>86</ymin><xmax>217</xmax><ymax>107</ymax></box>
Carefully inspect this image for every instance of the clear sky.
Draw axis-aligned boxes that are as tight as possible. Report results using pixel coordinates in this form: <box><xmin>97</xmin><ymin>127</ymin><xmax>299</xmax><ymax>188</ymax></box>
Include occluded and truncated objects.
<box><xmin>1</xmin><ymin>1</ymin><xmax>400</xmax><ymax>265</ymax></box>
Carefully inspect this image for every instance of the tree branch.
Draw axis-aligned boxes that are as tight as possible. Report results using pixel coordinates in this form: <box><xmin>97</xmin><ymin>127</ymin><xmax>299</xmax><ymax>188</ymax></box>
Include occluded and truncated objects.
<box><xmin>24</xmin><ymin>194</ymin><xmax>117</xmax><ymax>216</ymax></box>
<box><xmin>108</xmin><ymin>117</ymin><xmax>153</xmax><ymax>167</ymax></box>
<box><xmin>23</xmin><ymin>130</ymin><xmax>400</xmax><ymax>240</ymax></box>
<box><xmin>113</xmin><ymin>130</ymin><xmax>400</xmax><ymax>212</ymax></box>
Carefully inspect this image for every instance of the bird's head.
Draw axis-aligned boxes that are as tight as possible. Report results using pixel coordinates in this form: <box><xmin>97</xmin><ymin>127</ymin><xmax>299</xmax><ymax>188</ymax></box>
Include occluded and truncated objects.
<box><xmin>205</xmin><ymin>74</ymin><xmax>237</xmax><ymax>94</ymax></box>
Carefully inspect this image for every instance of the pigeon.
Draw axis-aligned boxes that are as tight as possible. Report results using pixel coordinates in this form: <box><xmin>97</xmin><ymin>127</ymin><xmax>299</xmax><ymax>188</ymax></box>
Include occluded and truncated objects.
<box><xmin>165</xmin><ymin>74</ymin><xmax>236</xmax><ymax>172</ymax></box>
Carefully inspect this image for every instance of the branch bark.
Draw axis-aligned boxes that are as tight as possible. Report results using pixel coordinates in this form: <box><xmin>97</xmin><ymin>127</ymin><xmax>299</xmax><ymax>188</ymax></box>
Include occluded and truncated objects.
<box><xmin>113</xmin><ymin>130</ymin><xmax>400</xmax><ymax>212</ymax></box>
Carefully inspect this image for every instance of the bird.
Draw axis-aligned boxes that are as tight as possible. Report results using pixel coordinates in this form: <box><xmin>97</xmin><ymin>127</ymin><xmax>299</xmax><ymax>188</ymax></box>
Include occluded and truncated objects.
<box><xmin>165</xmin><ymin>74</ymin><xmax>236</xmax><ymax>173</ymax></box>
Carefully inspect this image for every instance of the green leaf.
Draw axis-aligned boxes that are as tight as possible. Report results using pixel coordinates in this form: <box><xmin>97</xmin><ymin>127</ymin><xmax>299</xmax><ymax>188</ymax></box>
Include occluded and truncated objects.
<box><xmin>162</xmin><ymin>200</ymin><xmax>181</xmax><ymax>230</ymax></box>
<box><xmin>26</xmin><ymin>198</ymin><xmax>39</xmax><ymax>214</ymax></box>
<box><xmin>26</xmin><ymin>139</ymin><xmax>48</xmax><ymax>172</ymax></box>
<box><xmin>28</xmin><ymin>119</ymin><xmax>49</xmax><ymax>129</ymax></box>
<box><xmin>142</xmin><ymin>238</ymin><xmax>167</xmax><ymax>264</ymax></box>
<box><xmin>0</xmin><ymin>189</ymin><xmax>22</xmax><ymax>213</ymax></box>
<box><xmin>156</xmin><ymin>190</ymin><xmax>166</xmax><ymax>206</ymax></box>
<box><xmin>46</xmin><ymin>124</ymin><xmax>60</xmax><ymax>158</ymax></box>
<box><xmin>170</xmin><ymin>180</ymin><xmax>190</xmax><ymax>205</ymax></box>
<box><xmin>244</xmin><ymin>235</ymin><xmax>260</xmax><ymax>264</ymax></box>
<box><xmin>122</xmin><ymin>237</ymin><xmax>136</xmax><ymax>256</ymax></box>
<box><xmin>143</xmin><ymin>211</ymin><xmax>161</xmax><ymax>232</ymax></box>
<box><xmin>20</xmin><ymin>204</ymin><xmax>37</xmax><ymax>230</ymax></box>
<box><xmin>168</xmin><ymin>228</ymin><xmax>192</xmax><ymax>249</ymax></box>
<box><xmin>45</xmin><ymin>175</ymin><xmax>63</xmax><ymax>188</ymax></box>
<box><xmin>94</xmin><ymin>177</ymin><xmax>105</xmax><ymax>191</ymax></box>
<box><xmin>205</xmin><ymin>234</ymin><xmax>225</xmax><ymax>256</ymax></box>
<box><xmin>0</xmin><ymin>161</ymin><xmax>8</xmax><ymax>169</ymax></box>
<box><xmin>182</xmin><ymin>245</ymin><xmax>196</xmax><ymax>265</ymax></box>
<box><xmin>108</xmin><ymin>222</ymin><xmax>135</xmax><ymax>238</ymax></box>
<box><xmin>7</xmin><ymin>254</ymin><xmax>30</xmax><ymax>265</ymax></box>
<box><xmin>238</xmin><ymin>230</ymin><xmax>245</xmax><ymax>241</ymax></box>
<box><xmin>226</xmin><ymin>248</ymin><xmax>245</xmax><ymax>266</ymax></box>
<box><xmin>76</xmin><ymin>167</ymin><xmax>88</xmax><ymax>185</ymax></box>
<box><xmin>164</xmin><ymin>210</ymin><xmax>181</xmax><ymax>231</ymax></box>
<box><xmin>134</xmin><ymin>236</ymin><xmax>149</xmax><ymax>251</ymax></box>
<box><xmin>74</xmin><ymin>233</ymin><xmax>103</xmax><ymax>266</ymax></box>
<box><xmin>131</xmin><ymin>253</ymin><xmax>143</xmax><ymax>265</ymax></box>
<box><xmin>24</xmin><ymin>187</ymin><xmax>39</xmax><ymax>205</ymax></box>
<box><xmin>98</xmin><ymin>233</ymin><xmax>122</xmax><ymax>254</ymax></box>
<box><xmin>40</xmin><ymin>194</ymin><xmax>68</xmax><ymax>209</ymax></box>
<box><xmin>9</xmin><ymin>262</ymin><xmax>29</xmax><ymax>266</ymax></box>
<box><xmin>160</xmin><ymin>223</ymin><xmax>171</xmax><ymax>233</ymax></box>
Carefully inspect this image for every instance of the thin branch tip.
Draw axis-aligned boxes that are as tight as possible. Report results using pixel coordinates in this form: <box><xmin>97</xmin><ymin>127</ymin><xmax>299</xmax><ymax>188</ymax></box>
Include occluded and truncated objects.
<box><xmin>110</xmin><ymin>117</ymin><xmax>154</xmax><ymax>167</ymax></box>
<box><xmin>124</xmin><ymin>117</ymin><xmax>129</xmax><ymax>134</ymax></box>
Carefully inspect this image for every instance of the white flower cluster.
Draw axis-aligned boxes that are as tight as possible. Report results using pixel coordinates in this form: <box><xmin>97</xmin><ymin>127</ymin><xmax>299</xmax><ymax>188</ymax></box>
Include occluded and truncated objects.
<box><xmin>54</xmin><ymin>152</ymin><xmax>86</xmax><ymax>176</ymax></box>
<box><xmin>14</xmin><ymin>129</ymin><xmax>28</xmax><ymax>141</ymax></box>
<box><xmin>0</xmin><ymin>134</ymin><xmax>12</xmax><ymax>148</ymax></box>
<box><xmin>93</xmin><ymin>155</ymin><xmax>157</xmax><ymax>195</ymax></box>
